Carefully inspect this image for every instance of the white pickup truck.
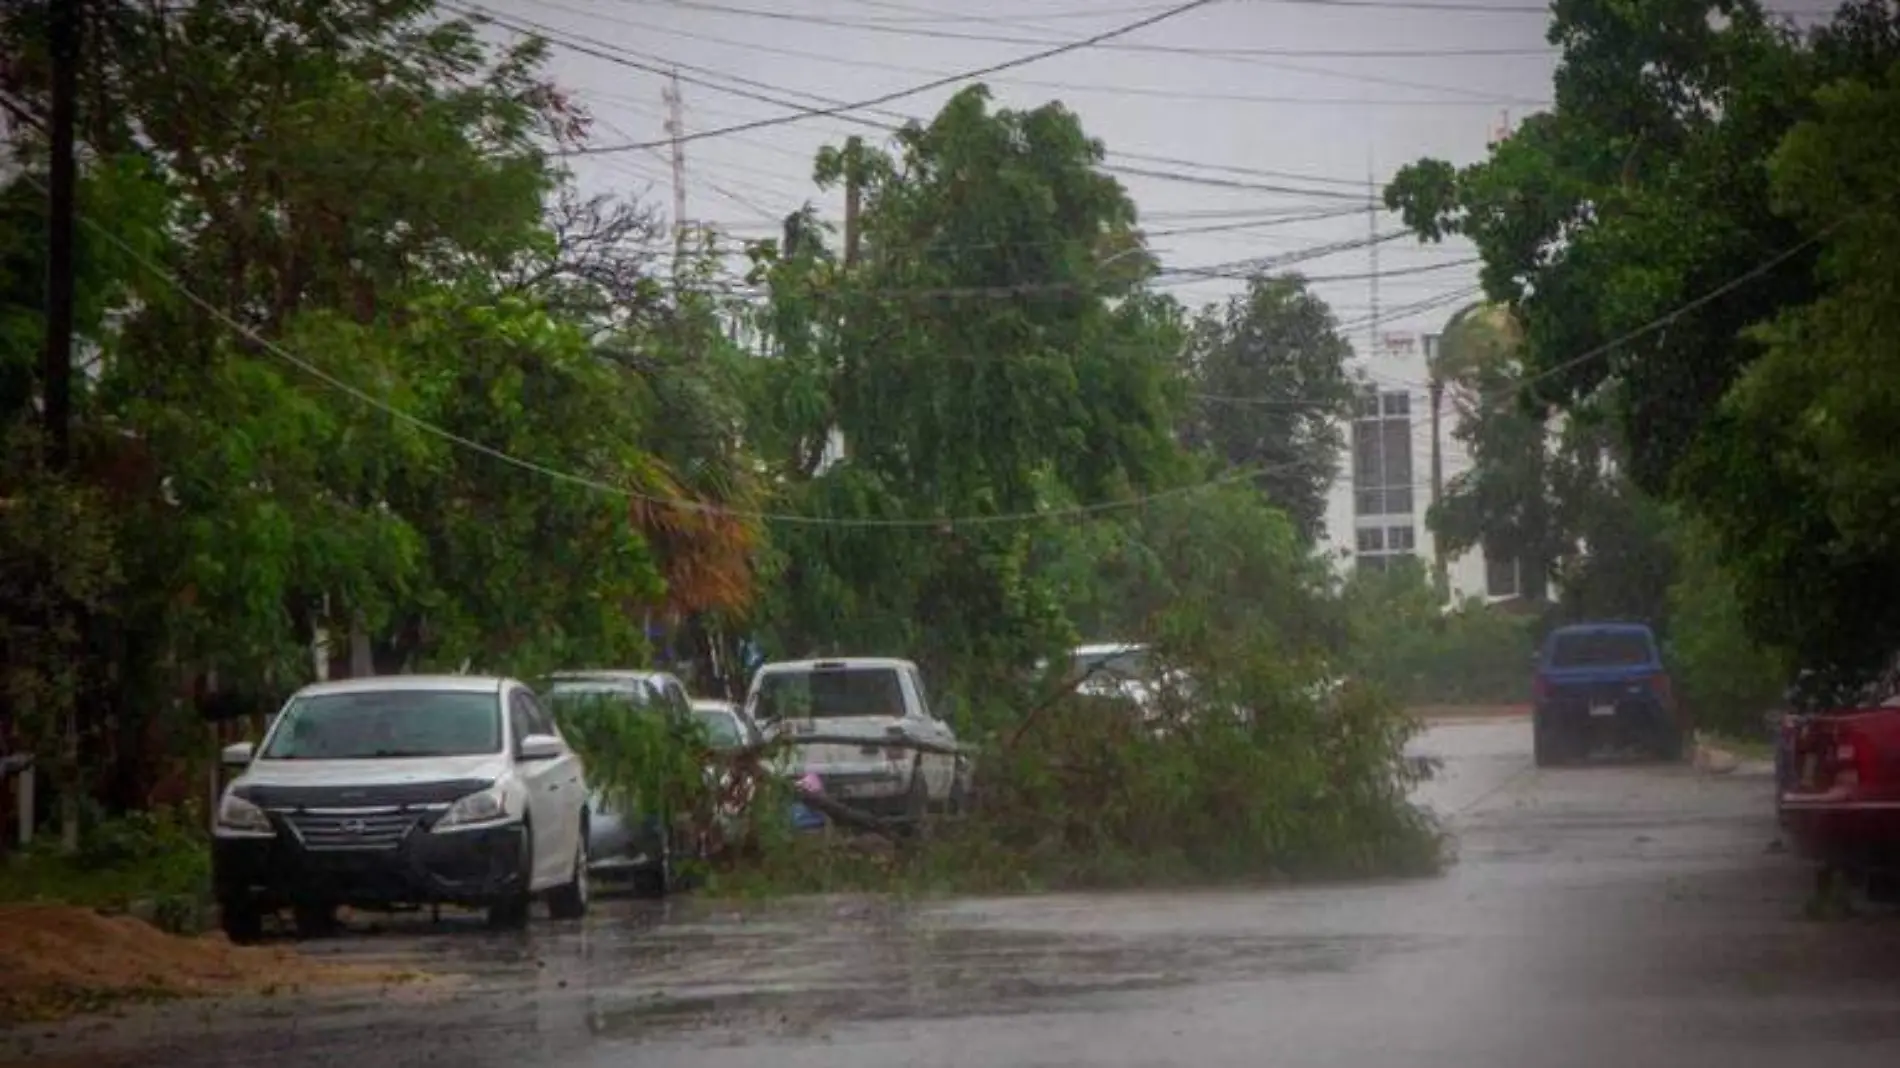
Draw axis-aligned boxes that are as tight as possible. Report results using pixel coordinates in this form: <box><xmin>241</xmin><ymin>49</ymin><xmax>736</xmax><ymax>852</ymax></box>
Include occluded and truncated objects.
<box><xmin>743</xmin><ymin>657</ymin><xmax>969</xmax><ymax>820</ymax></box>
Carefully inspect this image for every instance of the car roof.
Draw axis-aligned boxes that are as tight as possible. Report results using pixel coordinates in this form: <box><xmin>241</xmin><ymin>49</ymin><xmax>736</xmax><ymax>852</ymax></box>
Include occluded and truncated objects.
<box><xmin>690</xmin><ymin>698</ymin><xmax>738</xmax><ymax>714</ymax></box>
<box><xmin>294</xmin><ymin>675</ymin><xmax>507</xmax><ymax>698</ymax></box>
<box><xmin>1548</xmin><ymin>623</ymin><xmax>1654</xmax><ymax>637</ymax></box>
<box><xmin>546</xmin><ymin>669</ymin><xmax>678</xmax><ymax>685</ymax></box>
<box><xmin>1073</xmin><ymin>642</ymin><xmax>1147</xmax><ymax>656</ymax></box>
<box><xmin>756</xmin><ymin>657</ymin><xmax>917</xmax><ymax>673</ymax></box>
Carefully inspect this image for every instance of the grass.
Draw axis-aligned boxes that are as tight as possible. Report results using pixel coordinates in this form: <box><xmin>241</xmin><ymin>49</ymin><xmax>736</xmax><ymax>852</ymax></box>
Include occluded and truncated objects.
<box><xmin>0</xmin><ymin>808</ymin><xmax>214</xmax><ymax>933</ymax></box>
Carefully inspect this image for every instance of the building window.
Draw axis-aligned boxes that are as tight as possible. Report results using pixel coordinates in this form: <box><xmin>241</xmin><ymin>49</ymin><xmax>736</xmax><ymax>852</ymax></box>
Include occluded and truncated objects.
<box><xmin>1351</xmin><ymin>390</ymin><xmax>1414</xmax><ymax>519</ymax></box>
<box><xmin>1354</xmin><ymin>523</ymin><xmax>1416</xmax><ymax>574</ymax></box>
<box><xmin>1485</xmin><ymin>556</ymin><xmax>1520</xmax><ymax>598</ymax></box>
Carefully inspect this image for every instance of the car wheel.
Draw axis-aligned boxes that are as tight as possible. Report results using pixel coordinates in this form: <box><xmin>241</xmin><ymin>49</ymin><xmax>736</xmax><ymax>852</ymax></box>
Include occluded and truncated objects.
<box><xmin>1532</xmin><ymin>718</ymin><xmax>1559</xmax><ymax>768</ymax></box>
<box><xmin>548</xmin><ymin>828</ymin><xmax>590</xmax><ymax>921</ymax></box>
<box><xmin>219</xmin><ymin>898</ymin><xmax>264</xmax><ymax>944</ymax></box>
<box><xmin>904</xmin><ymin>765</ymin><xmax>929</xmax><ymax>828</ymax></box>
<box><xmin>487</xmin><ymin>822</ymin><xmax>534</xmax><ymax>930</ymax></box>
<box><xmin>292</xmin><ymin>902</ymin><xmax>340</xmax><ymax>939</ymax></box>
<box><xmin>948</xmin><ymin>772</ymin><xmax>970</xmax><ymax>816</ymax></box>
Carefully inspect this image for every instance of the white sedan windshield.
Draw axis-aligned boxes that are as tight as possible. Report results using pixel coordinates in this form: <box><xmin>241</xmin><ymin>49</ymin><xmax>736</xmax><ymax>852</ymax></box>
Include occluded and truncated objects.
<box><xmin>263</xmin><ymin>691</ymin><xmax>502</xmax><ymax>760</ymax></box>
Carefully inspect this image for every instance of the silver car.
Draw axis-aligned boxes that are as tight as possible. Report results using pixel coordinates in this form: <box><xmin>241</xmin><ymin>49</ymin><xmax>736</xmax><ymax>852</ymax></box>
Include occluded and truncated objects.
<box><xmin>543</xmin><ymin>670</ymin><xmax>699</xmax><ymax>897</ymax></box>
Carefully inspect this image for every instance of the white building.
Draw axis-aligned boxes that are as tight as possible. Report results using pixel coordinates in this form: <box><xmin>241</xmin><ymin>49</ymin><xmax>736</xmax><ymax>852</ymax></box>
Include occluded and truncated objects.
<box><xmin>1320</xmin><ymin>330</ymin><xmax>1524</xmax><ymax>604</ymax></box>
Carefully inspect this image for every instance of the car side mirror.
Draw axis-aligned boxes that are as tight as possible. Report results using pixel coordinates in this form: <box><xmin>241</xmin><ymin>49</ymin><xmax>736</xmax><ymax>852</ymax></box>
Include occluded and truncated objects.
<box><xmin>220</xmin><ymin>741</ymin><xmax>255</xmax><ymax>767</ymax></box>
<box><xmin>518</xmin><ymin>734</ymin><xmax>563</xmax><ymax>762</ymax></box>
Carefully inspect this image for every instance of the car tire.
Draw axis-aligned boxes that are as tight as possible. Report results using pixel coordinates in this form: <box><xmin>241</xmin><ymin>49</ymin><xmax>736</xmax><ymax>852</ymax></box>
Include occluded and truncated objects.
<box><xmin>948</xmin><ymin>770</ymin><xmax>970</xmax><ymax>817</ymax></box>
<box><xmin>219</xmin><ymin>898</ymin><xmax>265</xmax><ymax>945</ymax></box>
<box><xmin>487</xmin><ymin>823</ymin><xmax>534</xmax><ymax>930</ymax></box>
<box><xmin>292</xmin><ymin>902</ymin><xmax>340</xmax><ymax>939</ymax></box>
<box><xmin>904</xmin><ymin>765</ymin><xmax>929</xmax><ymax>829</ymax></box>
<box><xmin>1533</xmin><ymin>718</ymin><xmax>1560</xmax><ymax>768</ymax></box>
<box><xmin>547</xmin><ymin>829</ymin><xmax>590</xmax><ymax>921</ymax></box>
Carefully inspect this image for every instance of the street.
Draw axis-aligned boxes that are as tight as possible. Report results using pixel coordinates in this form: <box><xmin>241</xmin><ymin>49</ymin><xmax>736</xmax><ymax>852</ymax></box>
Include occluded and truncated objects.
<box><xmin>8</xmin><ymin>717</ymin><xmax>1900</xmax><ymax>1068</ymax></box>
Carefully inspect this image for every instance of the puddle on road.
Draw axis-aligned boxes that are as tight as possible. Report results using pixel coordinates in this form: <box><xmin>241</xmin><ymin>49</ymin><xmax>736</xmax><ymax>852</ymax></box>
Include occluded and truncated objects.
<box><xmin>575</xmin><ymin>925</ymin><xmax>1428</xmax><ymax>1042</ymax></box>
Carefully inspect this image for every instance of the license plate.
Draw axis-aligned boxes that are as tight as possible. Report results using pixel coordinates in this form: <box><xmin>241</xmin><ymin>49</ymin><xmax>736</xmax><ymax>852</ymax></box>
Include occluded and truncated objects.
<box><xmin>1589</xmin><ymin>704</ymin><xmax>1616</xmax><ymax>717</ymax></box>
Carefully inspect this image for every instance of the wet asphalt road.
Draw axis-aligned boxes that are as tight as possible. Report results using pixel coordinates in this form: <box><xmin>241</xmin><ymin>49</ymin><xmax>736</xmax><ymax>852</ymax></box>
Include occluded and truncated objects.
<box><xmin>11</xmin><ymin>717</ymin><xmax>1900</xmax><ymax>1068</ymax></box>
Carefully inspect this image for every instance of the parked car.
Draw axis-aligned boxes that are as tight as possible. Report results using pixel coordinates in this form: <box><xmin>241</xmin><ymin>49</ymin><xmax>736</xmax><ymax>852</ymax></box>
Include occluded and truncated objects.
<box><xmin>1059</xmin><ymin>642</ymin><xmax>1198</xmax><ymax>723</ymax></box>
<box><xmin>1531</xmin><ymin>622</ymin><xmax>1684</xmax><ymax>766</ymax></box>
<box><xmin>745</xmin><ymin>657</ymin><xmax>967</xmax><ymax>821</ymax></box>
<box><xmin>212</xmin><ymin>675</ymin><xmax>590</xmax><ymax>942</ymax></box>
<box><xmin>690</xmin><ymin>697</ymin><xmax>827</xmax><ymax>831</ymax></box>
<box><xmin>1779</xmin><ymin>703</ymin><xmax>1900</xmax><ymax>899</ymax></box>
<box><xmin>690</xmin><ymin>697</ymin><xmax>762</xmax><ymax>752</ymax></box>
<box><xmin>541</xmin><ymin>670</ymin><xmax>703</xmax><ymax>897</ymax></box>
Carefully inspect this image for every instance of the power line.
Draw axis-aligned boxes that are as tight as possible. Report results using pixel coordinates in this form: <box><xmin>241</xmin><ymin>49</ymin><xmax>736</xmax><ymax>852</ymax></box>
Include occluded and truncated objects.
<box><xmin>462</xmin><ymin>0</ymin><xmax>1228</xmax><ymax>151</ymax></box>
<box><xmin>485</xmin><ymin>11</ymin><xmax>1386</xmax><ymax>203</ymax></box>
<box><xmin>646</xmin><ymin>0</ymin><xmax>1553</xmax><ymax>51</ymax></box>
<box><xmin>527</xmin><ymin>0</ymin><xmax>1546</xmax><ymax>110</ymax></box>
<box><xmin>833</xmin><ymin>0</ymin><xmax>1559</xmax><ymax>34</ymax></box>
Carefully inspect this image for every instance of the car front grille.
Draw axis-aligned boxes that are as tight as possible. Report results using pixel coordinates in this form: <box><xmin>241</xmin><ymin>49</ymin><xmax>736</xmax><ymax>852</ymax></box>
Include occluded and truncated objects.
<box><xmin>278</xmin><ymin>807</ymin><xmax>440</xmax><ymax>851</ymax></box>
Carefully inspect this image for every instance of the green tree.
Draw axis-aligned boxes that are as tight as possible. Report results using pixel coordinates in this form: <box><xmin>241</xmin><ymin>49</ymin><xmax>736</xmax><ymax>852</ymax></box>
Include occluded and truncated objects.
<box><xmin>1179</xmin><ymin>274</ymin><xmax>1355</xmax><ymax>540</ymax></box>
<box><xmin>747</xmin><ymin>86</ymin><xmax>1191</xmax><ymax>695</ymax></box>
<box><xmin>0</xmin><ymin>1</ymin><xmax>712</xmax><ymax>824</ymax></box>
<box><xmin>1427</xmin><ymin>302</ymin><xmax>1558</xmax><ymax>604</ymax></box>
<box><xmin>1385</xmin><ymin>0</ymin><xmax>1900</xmax><ymax>683</ymax></box>
<box><xmin>1688</xmin><ymin>56</ymin><xmax>1900</xmax><ymax>681</ymax></box>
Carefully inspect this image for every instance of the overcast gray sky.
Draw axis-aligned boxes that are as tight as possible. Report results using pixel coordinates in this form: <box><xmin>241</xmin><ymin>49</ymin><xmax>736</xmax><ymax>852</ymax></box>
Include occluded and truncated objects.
<box><xmin>481</xmin><ymin>0</ymin><xmax>1563</xmax><ymax>355</ymax></box>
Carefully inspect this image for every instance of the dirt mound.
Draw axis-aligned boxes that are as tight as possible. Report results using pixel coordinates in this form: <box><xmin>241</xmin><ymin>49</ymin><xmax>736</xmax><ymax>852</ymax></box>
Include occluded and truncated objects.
<box><xmin>0</xmin><ymin>905</ymin><xmax>411</xmax><ymax>1025</ymax></box>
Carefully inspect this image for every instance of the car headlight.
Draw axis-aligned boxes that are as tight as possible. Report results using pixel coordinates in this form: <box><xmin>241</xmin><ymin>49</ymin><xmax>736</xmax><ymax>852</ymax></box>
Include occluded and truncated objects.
<box><xmin>215</xmin><ymin>792</ymin><xmax>273</xmax><ymax>836</ymax></box>
<box><xmin>434</xmin><ymin>784</ymin><xmax>517</xmax><ymax>831</ymax></box>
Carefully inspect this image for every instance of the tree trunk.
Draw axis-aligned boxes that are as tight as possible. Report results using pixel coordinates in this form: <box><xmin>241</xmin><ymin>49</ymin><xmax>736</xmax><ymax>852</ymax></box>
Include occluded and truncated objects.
<box><xmin>348</xmin><ymin>613</ymin><xmax>374</xmax><ymax>678</ymax></box>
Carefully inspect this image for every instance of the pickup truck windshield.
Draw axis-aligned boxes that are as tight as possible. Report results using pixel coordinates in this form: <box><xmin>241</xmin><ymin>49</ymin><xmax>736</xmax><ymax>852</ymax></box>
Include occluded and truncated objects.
<box><xmin>262</xmin><ymin>691</ymin><xmax>503</xmax><ymax>759</ymax></box>
<box><xmin>1550</xmin><ymin>631</ymin><xmax>1653</xmax><ymax>668</ymax></box>
<box><xmin>755</xmin><ymin>667</ymin><xmax>905</xmax><ymax>720</ymax></box>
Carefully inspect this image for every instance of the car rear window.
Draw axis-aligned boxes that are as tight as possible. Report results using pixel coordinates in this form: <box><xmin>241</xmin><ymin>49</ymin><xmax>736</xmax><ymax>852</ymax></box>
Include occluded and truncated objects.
<box><xmin>1549</xmin><ymin>631</ymin><xmax>1654</xmax><ymax>668</ymax></box>
<box><xmin>1072</xmin><ymin>647</ymin><xmax>1151</xmax><ymax>681</ymax></box>
<box><xmin>754</xmin><ymin>667</ymin><xmax>906</xmax><ymax>720</ymax></box>
<box><xmin>544</xmin><ymin>680</ymin><xmax>657</xmax><ymax>710</ymax></box>
<box><xmin>693</xmin><ymin>709</ymin><xmax>744</xmax><ymax>746</ymax></box>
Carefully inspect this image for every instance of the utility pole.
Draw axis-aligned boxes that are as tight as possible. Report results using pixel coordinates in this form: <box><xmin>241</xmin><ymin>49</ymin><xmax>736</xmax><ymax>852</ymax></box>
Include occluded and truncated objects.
<box><xmin>45</xmin><ymin>0</ymin><xmax>81</xmax><ymax>855</ymax></box>
<box><xmin>840</xmin><ymin>136</ymin><xmax>864</xmax><ymax>269</ymax></box>
<box><xmin>45</xmin><ymin>0</ymin><xmax>78</xmax><ymax>474</ymax></box>
<box><xmin>1366</xmin><ymin>158</ymin><xmax>1380</xmax><ymax>364</ymax></box>
<box><xmin>1427</xmin><ymin>334</ymin><xmax>1448</xmax><ymax>599</ymax></box>
<box><xmin>663</xmin><ymin>68</ymin><xmax>687</xmax><ymax>254</ymax></box>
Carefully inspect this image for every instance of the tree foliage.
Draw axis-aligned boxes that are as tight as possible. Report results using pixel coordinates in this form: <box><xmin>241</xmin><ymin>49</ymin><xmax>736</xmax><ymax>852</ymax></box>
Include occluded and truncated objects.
<box><xmin>1179</xmin><ymin>275</ymin><xmax>1355</xmax><ymax>540</ymax></box>
<box><xmin>0</xmin><ymin>3</ymin><xmax>1435</xmax><ymax>888</ymax></box>
<box><xmin>1386</xmin><ymin>0</ymin><xmax>1900</xmax><ymax>688</ymax></box>
<box><xmin>744</xmin><ymin>87</ymin><xmax>1193</xmax><ymax>694</ymax></box>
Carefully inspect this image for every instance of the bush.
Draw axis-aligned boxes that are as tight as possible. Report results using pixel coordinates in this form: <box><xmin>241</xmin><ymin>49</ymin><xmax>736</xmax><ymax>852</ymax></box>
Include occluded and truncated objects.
<box><xmin>0</xmin><ymin>804</ymin><xmax>211</xmax><ymax>933</ymax></box>
<box><xmin>719</xmin><ymin>486</ymin><xmax>1444</xmax><ymax>895</ymax></box>
<box><xmin>1344</xmin><ymin>560</ymin><xmax>1534</xmax><ymax>706</ymax></box>
<box><xmin>1664</xmin><ymin>516</ymin><xmax>1792</xmax><ymax>738</ymax></box>
<box><xmin>542</xmin><ymin>690</ymin><xmax>715</xmax><ymax>826</ymax></box>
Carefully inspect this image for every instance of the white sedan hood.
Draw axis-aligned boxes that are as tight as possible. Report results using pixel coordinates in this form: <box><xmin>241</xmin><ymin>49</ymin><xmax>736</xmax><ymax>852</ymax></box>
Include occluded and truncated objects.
<box><xmin>239</xmin><ymin>754</ymin><xmax>510</xmax><ymax>789</ymax></box>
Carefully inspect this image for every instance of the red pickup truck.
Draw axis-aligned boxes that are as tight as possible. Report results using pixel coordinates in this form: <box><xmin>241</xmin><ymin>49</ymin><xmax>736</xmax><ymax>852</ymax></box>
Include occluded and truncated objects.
<box><xmin>1778</xmin><ymin>706</ymin><xmax>1900</xmax><ymax>895</ymax></box>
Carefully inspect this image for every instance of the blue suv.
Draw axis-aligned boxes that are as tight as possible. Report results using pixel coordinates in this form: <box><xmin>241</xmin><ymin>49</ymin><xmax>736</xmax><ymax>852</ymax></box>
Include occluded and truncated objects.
<box><xmin>1532</xmin><ymin>623</ymin><xmax>1685</xmax><ymax>767</ymax></box>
